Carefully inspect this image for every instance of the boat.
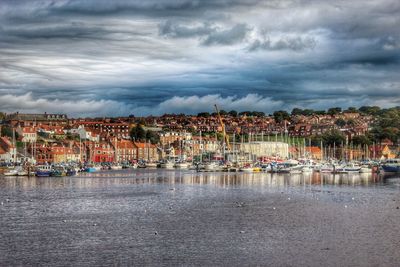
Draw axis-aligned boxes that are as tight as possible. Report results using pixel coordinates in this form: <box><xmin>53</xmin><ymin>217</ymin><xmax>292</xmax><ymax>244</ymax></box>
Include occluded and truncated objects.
<box><xmin>301</xmin><ymin>166</ymin><xmax>313</xmax><ymax>173</ymax></box>
<box><xmin>381</xmin><ymin>158</ymin><xmax>400</xmax><ymax>173</ymax></box>
<box><xmin>110</xmin><ymin>164</ymin><xmax>123</xmax><ymax>170</ymax></box>
<box><xmin>17</xmin><ymin>170</ymin><xmax>28</xmax><ymax>176</ymax></box>
<box><xmin>146</xmin><ymin>162</ymin><xmax>158</xmax><ymax>168</ymax></box>
<box><xmin>3</xmin><ymin>168</ymin><xmax>19</xmax><ymax>176</ymax></box>
<box><xmin>35</xmin><ymin>165</ymin><xmax>53</xmax><ymax>177</ymax></box>
<box><xmin>239</xmin><ymin>164</ymin><xmax>262</xmax><ymax>173</ymax></box>
<box><xmin>85</xmin><ymin>166</ymin><xmax>98</xmax><ymax>173</ymax></box>
<box><xmin>160</xmin><ymin>161</ymin><xmax>175</xmax><ymax>169</ymax></box>
<box><xmin>359</xmin><ymin>165</ymin><xmax>372</xmax><ymax>173</ymax></box>
<box><xmin>203</xmin><ymin>162</ymin><xmax>220</xmax><ymax>172</ymax></box>
<box><xmin>277</xmin><ymin>160</ymin><xmax>303</xmax><ymax>174</ymax></box>
<box><xmin>174</xmin><ymin>161</ymin><xmax>189</xmax><ymax>169</ymax></box>
<box><xmin>66</xmin><ymin>169</ymin><xmax>77</xmax><ymax>176</ymax></box>
<box><xmin>335</xmin><ymin>163</ymin><xmax>361</xmax><ymax>173</ymax></box>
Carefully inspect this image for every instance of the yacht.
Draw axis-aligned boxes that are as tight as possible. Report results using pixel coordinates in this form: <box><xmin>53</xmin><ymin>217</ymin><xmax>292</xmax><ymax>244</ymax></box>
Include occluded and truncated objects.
<box><xmin>160</xmin><ymin>161</ymin><xmax>175</xmax><ymax>169</ymax></box>
<box><xmin>4</xmin><ymin>168</ymin><xmax>19</xmax><ymax>176</ymax></box>
<box><xmin>174</xmin><ymin>161</ymin><xmax>189</xmax><ymax>169</ymax></box>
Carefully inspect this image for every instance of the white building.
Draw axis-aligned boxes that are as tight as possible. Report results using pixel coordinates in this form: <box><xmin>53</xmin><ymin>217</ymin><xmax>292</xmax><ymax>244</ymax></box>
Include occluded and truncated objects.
<box><xmin>233</xmin><ymin>141</ymin><xmax>289</xmax><ymax>158</ymax></box>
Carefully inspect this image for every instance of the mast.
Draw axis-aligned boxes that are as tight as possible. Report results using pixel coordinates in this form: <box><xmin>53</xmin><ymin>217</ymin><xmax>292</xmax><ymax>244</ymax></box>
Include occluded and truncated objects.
<box><xmin>214</xmin><ymin>104</ymin><xmax>231</xmax><ymax>151</ymax></box>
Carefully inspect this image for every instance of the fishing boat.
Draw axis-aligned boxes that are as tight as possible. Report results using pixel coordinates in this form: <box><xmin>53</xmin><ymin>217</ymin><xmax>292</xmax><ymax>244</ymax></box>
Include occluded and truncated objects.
<box><xmin>35</xmin><ymin>165</ymin><xmax>53</xmax><ymax>177</ymax></box>
<box><xmin>381</xmin><ymin>158</ymin><xmax>400</xmax><ymax>173</ymax></box>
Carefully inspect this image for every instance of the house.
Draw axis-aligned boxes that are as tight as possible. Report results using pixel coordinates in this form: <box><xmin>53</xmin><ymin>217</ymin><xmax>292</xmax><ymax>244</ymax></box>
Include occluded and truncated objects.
<box><xmin>133</xmin><ymin>142</ymin><xmax>159</xmax><ymax>161</ymax></box>
<box><xmin>114</xmin><ymin>139</ymin><xmax>137</xmax><ymax>162</ymax></box>
<box><xmin>0</xmin><ymin>137</ymin><xmax>16</xmax><ymax>163</ymax></box>
<box><xmin>5</xmin><ymin>112</ymin><xmax>68</xmax><ymax>127</ymax></box>
<box><xmin>84</xmin><ymin>141</ymin><xmax>114</xmax><ymax>163</ymax></box>
<box><xmin>17</xmin><ymin>126</ymin><xmax>37</xmax><ymax>143</ymax></box>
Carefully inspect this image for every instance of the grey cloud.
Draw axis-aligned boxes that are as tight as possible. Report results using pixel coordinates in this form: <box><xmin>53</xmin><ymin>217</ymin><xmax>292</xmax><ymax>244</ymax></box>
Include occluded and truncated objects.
<box><xmin>159</xmin><ymin>21</ymin><xmax>251</xmax><ymax>46</ymax></box>
<box><xmin>202</xmin><ymin>23</ymin><xmax>250</xmax><ymax>45</ymax></box>
<box><xmin>159</xmin><ymin>21</ymin><xmax>216</xmax><ymax>38</ymax></box>
<box><xmin>248</xmin><ymin>36</ymin><xmax>317</xmax><ymax>51</ymax></box>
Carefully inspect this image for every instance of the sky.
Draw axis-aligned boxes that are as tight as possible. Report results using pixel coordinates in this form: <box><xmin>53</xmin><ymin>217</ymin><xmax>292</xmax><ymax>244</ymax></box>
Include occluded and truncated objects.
<box><xmin>0</xmin><ymin>0</ymin><xmax>399</xmax><ymax>117</ymax></box>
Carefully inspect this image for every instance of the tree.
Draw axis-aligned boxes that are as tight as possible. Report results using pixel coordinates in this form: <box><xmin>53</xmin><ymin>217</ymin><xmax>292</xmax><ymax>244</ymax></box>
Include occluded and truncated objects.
<box><xmin>219</xmin><ymin>110</ymin><xmax>227</xmax><ymax>116</ymax></box>
<box><xmin>239</xmin><ymin>111</ymin><xmax>251</xmax><ymax>116</ymax></box>
<box><xmin>1</xmin><ymin>126</ymin><xmax>19</xmax><ymax>139</ymax></box>
<box><xmin>228</xmin><ymin>110</ymin><xmax>238</xmax><ymax>117</ymax></box>
<box><xmin>335</xmin><ymin>118</ymin><xmax>346</xmax><ymax>127</ymax></box>
<box><xmin>315</xmin><ymin>110</ymin><xmax>326</xmax><ymax>115</ymax></box>
<box><xmin>346</xmin><ymin>119</ymin><xmax>356</xmax><ymax>127</ymax></box>
<box><xmin>146</xmin><ymin>130</ymin><xmax>160</xmax><ymax>144</ymax></box>
<box><xmin>327</xmin><ymin>107</ymin><xmax>342</xmax><ymax>115</ymax></box>
<box><xmin>358</xmin><ymin>106</ymin><xmax>381</xmax><ymax>115</ymax></box>
<box><xmin>255</xmin><ymin>111</ymin><xmax>266</xmax><ymax>117</ymax></box>
<box><xmin>197</xmin><ymin>112</ymin><xmax>210</xmax><ymax>118</ymax></box>
<box><xmin>130</xmin><ymin>125</ymin><xmax>146</xmax><ymax>141</ymax></box>
<box><xmin>352</xmin><ymin>135</ymin><xmax>372</xmax><ymax>146</ymax></box>
<box><xmin>291</xmin><ymin>108</ymin><xmax>303</xmax><ymax>116</ymax></box>
<box><xmin>345</xmin><ymin>107</ymin><xmax>358</xmax><ymax>113</ymax></box>
<box><xmin>273</xmin><ymin>110</ymin><xmax>290</xmax><ymax>123</ymax></box>
<box><xmin>321</xmin><ymin>129</ymin><xmax>346</xmax><ymax>147</ymax></box>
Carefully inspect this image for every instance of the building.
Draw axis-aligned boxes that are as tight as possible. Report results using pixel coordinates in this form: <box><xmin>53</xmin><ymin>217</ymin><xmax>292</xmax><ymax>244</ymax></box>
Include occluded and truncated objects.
<box><xmin>133</xmin><ymin>142</ymin><xmax>159</xmax><ymax>161</ymax></box>
<box><xmin>115</xmin><ymin>139</ymin><xmax>137</xmax><ymax>162</ymax></box>
<box><xmin>6</xmin><ymin>112</ymin><xmax>68</xmax><ymax>127</ymax></box>
<box><xmin>0</xmin><ymin>137</ymin><xmax>16</xmax><ymax>163</ymax></box>
<box><xmin>232</xmin><ymin>141</ymin><xmax>289</xmax><ymax>158</ymax></box>
<box><xmin>17</xmin><ymin>126</ymin><xmax>37</xmax><ymax>143</ymax></box>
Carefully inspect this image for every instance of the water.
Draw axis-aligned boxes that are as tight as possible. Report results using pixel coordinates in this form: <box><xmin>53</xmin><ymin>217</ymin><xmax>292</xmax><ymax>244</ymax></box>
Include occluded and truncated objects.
<box><xmin>1</xmin><ymin>170</ymin><xmax>400</xmax><ymax>266</ymax></box>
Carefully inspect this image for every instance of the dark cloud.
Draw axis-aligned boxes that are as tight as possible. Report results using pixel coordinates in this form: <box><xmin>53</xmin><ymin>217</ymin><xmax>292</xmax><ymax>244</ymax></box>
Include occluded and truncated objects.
<box><xmin>159</xmin><ymin>21</ymin><xmax>250</xmax><ymax>46</ymax></box>
<box><xmin>159</xmin><ymin>21</ymin><xmax>216</xmax><ymax>38</ymax></box>
<box><xmin>248</xmin><ymin>36</ymin><xmax>317</xmax><ymax>51</ymax></box>
<box><xmin>202</xmin><ymin>23</ymin><xmax>250</xmax><ymax>45</ymax></box>
<box><xmin>0</xmin><ymin>0</ymin><xmax>399</xmax><ymax>116</ymax></box>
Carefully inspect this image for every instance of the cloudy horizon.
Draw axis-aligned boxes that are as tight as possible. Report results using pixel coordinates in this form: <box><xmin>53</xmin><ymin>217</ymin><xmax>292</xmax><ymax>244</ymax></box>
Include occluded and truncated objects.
<box><xmin>1</xmin><ymin>0</ymin><xmax>399</xmax><ymax>116</ymax></box>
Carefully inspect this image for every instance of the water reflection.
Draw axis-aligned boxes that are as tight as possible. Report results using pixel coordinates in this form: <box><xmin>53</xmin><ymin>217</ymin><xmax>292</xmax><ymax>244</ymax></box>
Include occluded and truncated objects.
<box><xmin>0</xmin><ymin>169</ymin><xmax>392</xmax><ymax>190</ymax></box>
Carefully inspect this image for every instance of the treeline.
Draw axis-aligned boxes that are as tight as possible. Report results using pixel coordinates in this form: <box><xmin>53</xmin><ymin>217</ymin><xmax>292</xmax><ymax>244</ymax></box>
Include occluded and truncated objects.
<box><xmin>197</xmin><ymin>110</ymin><xmax>265</xmax><ymax>118</ymax></box>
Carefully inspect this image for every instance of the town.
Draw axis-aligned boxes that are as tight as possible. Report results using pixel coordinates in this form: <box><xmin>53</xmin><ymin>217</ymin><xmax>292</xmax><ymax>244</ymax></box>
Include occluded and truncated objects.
<box><xmin>0</xmin><ymin>105</ymin><xmax>399</xmax><ymax>175</ymax></box>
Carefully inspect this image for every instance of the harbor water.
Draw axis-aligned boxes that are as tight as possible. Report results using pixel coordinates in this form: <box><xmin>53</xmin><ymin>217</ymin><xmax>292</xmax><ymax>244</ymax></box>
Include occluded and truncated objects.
<box><xmin>1</xmin><ymin>170</ymin><xmax>400</xmax><ymax>266</ymax></box>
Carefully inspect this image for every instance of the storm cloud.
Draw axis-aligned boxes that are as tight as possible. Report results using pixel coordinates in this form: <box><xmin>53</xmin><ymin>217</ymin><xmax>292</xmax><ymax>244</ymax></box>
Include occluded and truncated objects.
<box><xmin>0</xmin><ymin>0</ymin><xmax>399</xmax><ymax>116</ymax></box>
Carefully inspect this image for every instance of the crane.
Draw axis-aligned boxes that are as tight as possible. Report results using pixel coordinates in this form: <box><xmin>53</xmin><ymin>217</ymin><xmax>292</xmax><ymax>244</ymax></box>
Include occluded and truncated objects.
<box><xmin>214</xmin><ymin>104</ymin><xmax>231</xmax><ymax>151</ymax></box>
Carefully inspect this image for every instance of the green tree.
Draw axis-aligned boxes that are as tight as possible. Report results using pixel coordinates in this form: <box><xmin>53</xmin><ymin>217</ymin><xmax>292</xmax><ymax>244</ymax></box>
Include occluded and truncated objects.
<box><xmin>351</xmin><ymin>135</ymin><xmax>372</xmax><ymax>146</ymax></box>
<box><xmin>327</xmin><ymin>107</ymin><xmax>342</xmax><ymax>115</ymax></box>
<box><xmin>130</xmin><ymin>125</ymin><xmax>146</xmax><ymax>141</ymax></box>
<box><xmin>321</xmin><ymin>129</ymin><xmax>346</xmax><ymax>147</ymax></box>
<box><xmin>345</xmin><ymin>107</ymin><xmax>358</xmax><ymax>113</ymax></box>
<box><xmin>358</xmin><ymin>106</ymin><xmax>381</xmax><ymax>115</ymax></box>
<box><xmin>1</xmin><ymin>126</ymin><xmax>19</xmax><ymax>139</ymax></box>
<box><xmin>273</xmin><ymin>110</ymin><xmax>290</xmax><ymax>123</ymax></box>
<box><xmin>335</xmin><ymin>118</ymin><xmax>346</xmax><ymax>127</ymax></box>
<box><xmin>291</xmin><ymin>108</ymin><xmax>303</xmax><ymax>116</ymax></box>
<box><xmin>197</xmin><ymin>112</ymin><xmax>210</xmax><ymax>118</ymax></box>
<box><xmin>146</xmin><ymin>130</ymin><xmax>160</xmax><ymax>144</ymax></box>
<box><xmin>228</xmin><ymin>110</ymin><xmax>238</xmax><ymax>117</ymax></box>
<box><xmin>346</xmin><ymin>119</ymin><xmax>356</xmax><ymax>127</ymax></box>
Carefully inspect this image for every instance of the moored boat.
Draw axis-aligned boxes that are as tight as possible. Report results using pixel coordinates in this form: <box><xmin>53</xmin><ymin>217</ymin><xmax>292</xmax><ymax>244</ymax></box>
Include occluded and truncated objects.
<box><xmin>381</xmin><ymin>159</ymin><xmax>400</xmax><ymax>173</ymax></box>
